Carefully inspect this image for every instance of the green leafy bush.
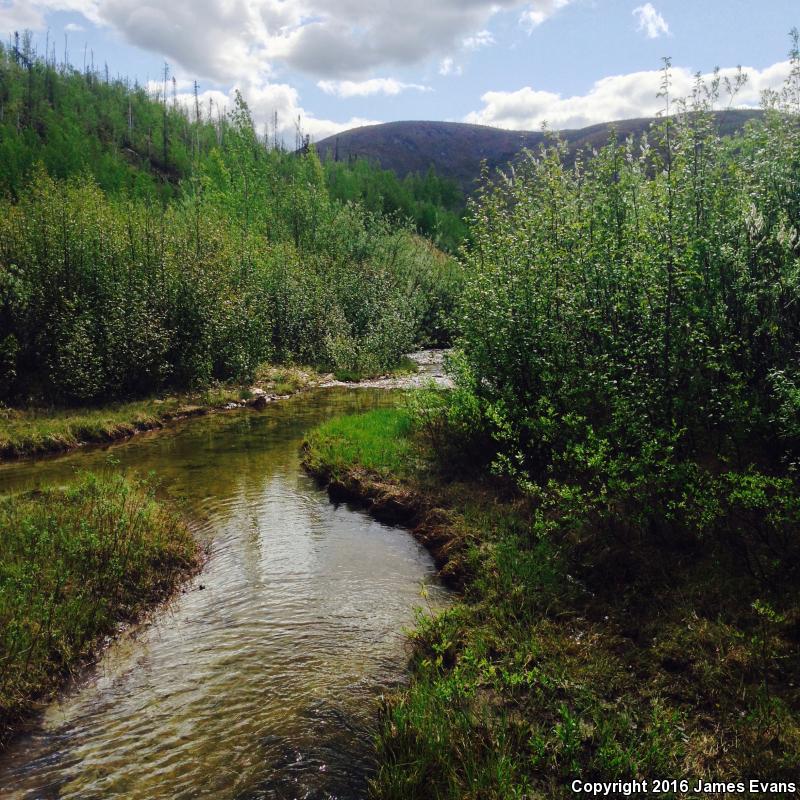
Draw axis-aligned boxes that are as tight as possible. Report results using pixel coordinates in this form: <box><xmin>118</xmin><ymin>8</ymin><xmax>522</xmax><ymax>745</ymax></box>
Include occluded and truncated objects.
<box><xmin>438</xmin><ymin>39</ymin><xmax>800</xmax><ymax>570</ymax></box>
<box><xmin>0</xmin><ymin>90</ymin><xmax>458</xmax><ymax>402</ymax></box>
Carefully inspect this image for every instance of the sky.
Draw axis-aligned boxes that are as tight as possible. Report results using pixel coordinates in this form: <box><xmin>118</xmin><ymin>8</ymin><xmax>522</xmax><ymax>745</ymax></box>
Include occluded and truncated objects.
<box><xmin>0</xmin><ymin>0</ymin><xmax>797</xmax><ymax>141</ymax></box>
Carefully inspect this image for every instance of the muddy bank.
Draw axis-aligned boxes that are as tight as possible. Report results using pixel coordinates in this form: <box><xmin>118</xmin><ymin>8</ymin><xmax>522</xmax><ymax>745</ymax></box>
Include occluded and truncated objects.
<box><xmin>302</xmin><ymin>458</ymin><xmax>466</xmax><ymax>591</ymax></box>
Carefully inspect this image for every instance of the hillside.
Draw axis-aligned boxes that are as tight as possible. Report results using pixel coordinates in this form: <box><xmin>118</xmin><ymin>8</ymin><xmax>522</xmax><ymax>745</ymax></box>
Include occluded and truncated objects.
<box><xmin>315</xmin><ymin>111</ymin><xmax>763</xmax><ymax>190</ymax></box>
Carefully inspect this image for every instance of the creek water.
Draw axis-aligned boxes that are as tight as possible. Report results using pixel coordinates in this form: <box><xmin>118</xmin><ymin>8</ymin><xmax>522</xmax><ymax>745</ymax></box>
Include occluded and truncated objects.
<box><xmin>0</xmin><ymin>387</ymin><xmax>450</xmax><ymax>799</ymax></box>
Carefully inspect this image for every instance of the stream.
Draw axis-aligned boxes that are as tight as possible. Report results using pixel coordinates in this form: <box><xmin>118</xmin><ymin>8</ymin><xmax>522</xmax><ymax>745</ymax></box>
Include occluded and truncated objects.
<box><xmin>0</xmin><ymin>378</ymin><xmax>450</xmax><ymax>799</ymax></box>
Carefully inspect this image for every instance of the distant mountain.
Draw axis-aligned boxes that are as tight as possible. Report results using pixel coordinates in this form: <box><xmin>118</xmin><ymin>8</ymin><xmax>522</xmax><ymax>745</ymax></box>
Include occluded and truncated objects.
<box><xmin>315</xmin><ymin>112</ymin><xmax>762</xmax><ymax>191</ymax></box>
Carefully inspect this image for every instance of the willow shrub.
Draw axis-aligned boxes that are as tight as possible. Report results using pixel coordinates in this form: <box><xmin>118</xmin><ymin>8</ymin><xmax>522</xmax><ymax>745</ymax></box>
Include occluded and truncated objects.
<box><xmin>0</xmin><ymin>87</ymin><xmax>459</xmax><ymax>403</ymax></box>
<box><xmin>441</xmin><ymin>43</ymin><xmax>800</xmax><ymax>576</ymax></box>
<box><xmin>0</xmin><ymin>173</ymin><xmax>451</xmax><ymax>403</ymax></box>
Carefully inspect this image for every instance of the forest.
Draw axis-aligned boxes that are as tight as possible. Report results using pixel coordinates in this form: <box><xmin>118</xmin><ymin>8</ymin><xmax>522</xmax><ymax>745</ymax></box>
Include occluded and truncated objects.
<box><xmin>0</xmin><ymin>36</ymin><xmax>462</xmax><ymax>405</ymax></box>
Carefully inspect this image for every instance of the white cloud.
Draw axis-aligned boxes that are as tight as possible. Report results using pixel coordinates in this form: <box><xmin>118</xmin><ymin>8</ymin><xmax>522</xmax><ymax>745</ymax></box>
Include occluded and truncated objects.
<box><xmin>633</xmin><ymin>3</ymin><xmax>669</xmax><ymax>39</ymax></box>
<box><xmin>0</xmin><ymin>0</ymin><xmax>45</xmax><ymax>34</ymax></box>
<box><xmin>238</xmin><ymin>80</ymin><xmax>380</xmax><ymax>140</ymax></box>
<box><xmin>64</xmin><ymin>21</ymin><xmax>85</xmax><ymax>31</ymax></box>
<box><xmin>12</xmin><ymin>0</ymin><xmax>537</xmax><ymax>81</ymax></box>
<box><xmin>317</xmin><ymin>77</ymin><xmax>431</xmax><ymax>98</ymax></box>
<box><xmin>520</xmin><ymin>0</ymin><xmax>572</xmax><ymax>32</ymax></box>
<box><xmin>465</xmin><ymin>60</ymin><xmax>791</xmax><ymax>130</ymax></box>
<box><xmin>463</xmin><ymin>29</ymin><xmax>495</xmax><ymax>50</ymax></box>
<box><xmin>439</xmin><ymin>57</ymin><xmax>462</xmax><ymax>77</ymax></box>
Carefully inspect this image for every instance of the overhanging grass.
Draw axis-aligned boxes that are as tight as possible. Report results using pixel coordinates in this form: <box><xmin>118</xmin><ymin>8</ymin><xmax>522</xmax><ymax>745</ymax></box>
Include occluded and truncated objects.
<box><xmin>303</xmin><ymin>407</ymin><xmax>415</xmax><ymax>479</ymax></box>
<box><xmin>0</xmin><ymin>473</ymin><xmax>199</xmax><ymax>744</ymax></box>
<box><xmin>303</xmin><ymin>405</ymin><xmax>800</xmax><ymax>800</ymax></box>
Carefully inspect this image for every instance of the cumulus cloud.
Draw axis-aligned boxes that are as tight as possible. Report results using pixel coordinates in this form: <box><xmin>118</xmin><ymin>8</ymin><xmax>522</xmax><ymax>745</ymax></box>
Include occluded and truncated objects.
<box><xmin>0</xmin><ymin>0</ymin><xmax>46</xmax><ymax>33</ymax></box>
<box><xmin>64</xmin><ymin>21</ymin><xmax>85</xmax><ymax>31</ymax></box>
<box><xmin>317</xmin><ymin>78</ymin><xmax>431</xmax><ymax>98</ymax></box>
<box><xmin>439</xmin><ymin>57</ymin><xmax>462</xmax><ymax>77</ymax></box>
<box><xmin>98</xmin><ymin>0</ymin><xmax>283</xmax><ymax>86</ymax></box>
<box><xmin>520</xmin><ymin>0</ymin><xmax>572</xmax><ymax>31</ymax></box>
<box><xmin>463</xmin><ymin>29</ymin><xmax>495</xmax><ymax>50</ymax></box>
<box><xmin>11</xmin><ymin>0</ymin><xmax>540</xmax><ymax>81</ymax></box>
<box><xmin>268</xmin><ymin>1</ymin><xmax>520</xmax><ymax>80</ymax></box>
<box><xmin>465</xmin><ymin>60</ymin><xmax>791</xmax><ymax>130</ymax></box>
<box><xmin>633</xmin><ymin>3</ymin><xmax>669</xmax><ymax>39</ymax></box>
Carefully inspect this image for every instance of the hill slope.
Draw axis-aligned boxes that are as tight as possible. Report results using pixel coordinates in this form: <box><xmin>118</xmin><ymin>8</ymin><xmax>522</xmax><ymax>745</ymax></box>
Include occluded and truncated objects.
<box><xmin>316</xmin><ymin>112</ymin><xmax>762</xmax><ymax>190</ymax></box>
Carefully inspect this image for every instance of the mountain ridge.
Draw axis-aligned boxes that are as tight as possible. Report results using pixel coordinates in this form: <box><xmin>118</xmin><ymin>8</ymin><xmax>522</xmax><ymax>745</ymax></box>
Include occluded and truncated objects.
<box><xmin>315</xmin><ymin>112</ymin><xmax>763</xmax><ymax>190</ymax></box>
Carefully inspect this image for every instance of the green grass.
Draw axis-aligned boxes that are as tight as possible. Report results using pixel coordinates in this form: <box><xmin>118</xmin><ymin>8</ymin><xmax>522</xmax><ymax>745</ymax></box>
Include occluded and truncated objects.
<box><xmin>303</xmin><ymin>407</ymin><xmax>415</xmax><ymax>479</ymax></box>
<box><xmin>0</xmin><ymin>399</ymin><xmax>186</xmax><ymax>458</ymax></box>
<box><xmin>0</xmin><ymin>364</ymin><xmax>323</xmax><ymax>460</ymax></box>
<box><xmin>0</xmin><ymin>473</ymin><xmax>199</xmax><ymax>743</ymax></box>
<box><xmin>302</xmin><ymin>404</ymin><xmax>800</xmax><ymax>800</ymax></box>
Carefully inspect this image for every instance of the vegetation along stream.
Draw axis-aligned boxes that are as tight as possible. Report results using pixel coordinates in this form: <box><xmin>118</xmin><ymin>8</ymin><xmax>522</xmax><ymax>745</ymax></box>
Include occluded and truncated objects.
<box><xmin>0</xmin><ymin>381</ymin><xmax>451</xmax><ymax>799</ymax></box>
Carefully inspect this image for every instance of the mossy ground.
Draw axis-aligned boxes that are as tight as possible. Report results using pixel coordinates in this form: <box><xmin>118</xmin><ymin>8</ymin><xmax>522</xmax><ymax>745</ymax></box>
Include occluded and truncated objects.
<box><xmin>303</xmin><ymin>406</ymin><xmax>800</xmax><ymax>800</ymax></box>
<box><xmin>0</xmin><ymin>473</ymin><xmax>200</xmax><ymax>746</ymax></box>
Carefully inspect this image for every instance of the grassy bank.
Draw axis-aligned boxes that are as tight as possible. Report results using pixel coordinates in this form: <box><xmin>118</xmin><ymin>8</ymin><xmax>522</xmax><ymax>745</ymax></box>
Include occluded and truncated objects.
<box><xmin>0</xmin><ymin>359</ymin><xmax>426</xmax><ymax>462</ymax></box>
<box><xmin>0</xmin><ymin>473</ymin><xmax>200</xmax><ymax>745</ymax></box>
<box><xmin>303</xmin><ymin>406</ymin><xmax>800</xmax><ymax>800</ymax></box>
<box><xmin>0</xmin><ymin>365</ymin><xmax>324</xmax><ymax>461</ymax></box>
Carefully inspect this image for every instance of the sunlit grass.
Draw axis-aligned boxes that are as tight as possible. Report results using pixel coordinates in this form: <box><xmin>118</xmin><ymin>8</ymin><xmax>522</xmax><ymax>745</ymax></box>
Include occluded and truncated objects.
<box><xmin>0</xmin><ymin>473</ymin><xmax>198</xmax><ymax>742</ymax></box>
<box><xmin>303</xmin><ymin>407</ymin><xmax>414</xmax><ymax>478</ymax></box>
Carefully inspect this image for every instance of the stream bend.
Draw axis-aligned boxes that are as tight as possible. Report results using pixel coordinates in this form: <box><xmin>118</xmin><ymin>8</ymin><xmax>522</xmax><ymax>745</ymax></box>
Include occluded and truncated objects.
<box><xmin>0</xmin><ymin>388</ymin><xmax>449</xmax><ymax>800</ymax></box>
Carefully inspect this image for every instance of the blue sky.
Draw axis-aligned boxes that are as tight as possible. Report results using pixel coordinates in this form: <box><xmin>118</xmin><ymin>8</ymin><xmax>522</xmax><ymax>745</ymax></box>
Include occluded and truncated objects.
<box><xmin>1</xmin><ymin>0</ymin><xmax>797</xmax><ymax>140</ymax></box>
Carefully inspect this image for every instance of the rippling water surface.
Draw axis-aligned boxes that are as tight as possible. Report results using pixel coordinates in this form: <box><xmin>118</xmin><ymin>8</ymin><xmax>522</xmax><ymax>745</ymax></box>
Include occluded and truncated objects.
<box><xmin>0</xmin><ymin>389</ymin><xmax>449</xmax><ymax>799</ymax></box>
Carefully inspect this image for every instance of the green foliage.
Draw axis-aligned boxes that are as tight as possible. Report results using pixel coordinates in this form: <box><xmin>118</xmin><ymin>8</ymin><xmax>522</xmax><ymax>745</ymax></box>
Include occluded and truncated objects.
<box><xmin>443</xmin><ymin>42</ymin><xmax>800</xmax><ymax>566</ymax></box>
<box><xmin>0</xmin><ymin>37</ymin><xmax>198</xmax><ymax>202</ymax></box>
<box><xmin>0</xmin><ymin>472</ymin><xmax>197</xmax><ymax>735</ymax></box>
<box><xmin>0</xmin><ymin>47</ymin><xmax>461</xmax><ymax>403</ymax></box>
<box><xmin>325</xmin><ymin>159</ymin><xmax>468</xmax><ymax>252</ymax></box>
<box><xmin>303</xmin><ymin>37</ymin><xmax>800</xmax><ymax>799</ymax></box>
<box><xmin>304</xmin><ymin>401</ymin><xmax>800</xmax><ymax>799</ymax></box>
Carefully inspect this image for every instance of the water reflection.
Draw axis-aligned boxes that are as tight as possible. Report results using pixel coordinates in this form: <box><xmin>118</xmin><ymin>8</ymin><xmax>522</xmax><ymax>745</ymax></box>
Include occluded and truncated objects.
<box><xmin>0</xmin><ymin>390</ymin><xmax>449</xmax><ymax>799</ymax></box>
